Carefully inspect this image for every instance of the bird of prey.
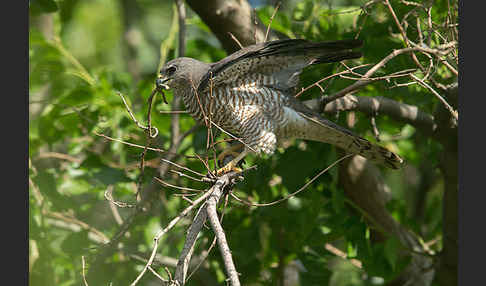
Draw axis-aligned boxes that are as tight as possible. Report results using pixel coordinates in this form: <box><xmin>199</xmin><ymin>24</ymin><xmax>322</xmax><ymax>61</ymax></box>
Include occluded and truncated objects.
<box><xmin>156</xmin><ymin>39</ymin><xmax>403</xmax><ymax>174</ymax></box>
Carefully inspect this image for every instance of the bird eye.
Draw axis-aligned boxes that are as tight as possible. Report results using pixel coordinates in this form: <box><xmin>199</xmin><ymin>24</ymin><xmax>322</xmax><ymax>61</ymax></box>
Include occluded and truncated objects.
<box><xmin>166</xmin><ymin>66</ymin><xmax>177</xmax><ymax>76</ymax></box>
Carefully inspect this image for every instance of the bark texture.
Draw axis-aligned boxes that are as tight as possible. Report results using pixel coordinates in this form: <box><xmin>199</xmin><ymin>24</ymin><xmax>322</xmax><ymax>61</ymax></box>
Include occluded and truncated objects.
<box><xmin>186</xmin><ymin>0</ymin><xmax>278</xmax><ymax>53</ymax></box>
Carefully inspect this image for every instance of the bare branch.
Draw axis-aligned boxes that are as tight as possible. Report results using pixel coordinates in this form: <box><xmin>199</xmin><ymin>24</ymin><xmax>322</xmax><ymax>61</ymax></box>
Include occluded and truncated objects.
<box><xmin>130</xmin><ymin>190</ymin><xmax>213</xmax><ymax>286</ymax></box>
<box><xmin>160</xmin><ymin>158</ymin><xmax>206</xmax><ymax>178</ymax></box>
<box><xmin>324</xmin><ymin>243</ymin><xmax>362</xmax><ymax>269</ymax></box>
<box><xmin>233</xmin><ymin>154</ymin><xmax>352</xmax><ymax>207</ymax></box>
<box><xmin>82</xmin><ymin>256</ymin><xmax>89</xmax><ymax>286</ymax></box>
<box><xmin>104</xmin><ymin>186</ymin><xmax>137</xmax><ymax>208</ymax></box>
<box><xmin>227</xmin><ymin>32</ymin><xmax>244</xmax><ymax>50</ymax></box>
<box><xmin>206</xmin><ymin>177</ymin><xmax>240</xmax><ymax>286</ymax></box>
<box><xmin>264</xmin><ymin>1</ymin><xmax>281</xmax><ymax>43</ymax></box>
<box><xmin>159</xmin><ymin>110</ymin><xmax>189</xmax><ymax>114</ymax></box>
<box><xmin>117</xmin><ymin>91</ymin><xmax>158</xmax><ymax>138</ymax></box>
<box><xmin>36</xmin><ymin>152</ymin><xmax>82</xmax><ymax>163</ymax></box>
<box><xmin>323</xmin><ymin>47</ymin><xmax>436</xmax><ymax>105</ymax></box>
<box><xmin>173</xmin><ymin>202</ymin><xmax>209</xmax><ymax>283</ymax></box>
<box><xmin>304</xmin><ymin>94</ymin><xmax>437</xmax><ymax>136</ymax></box>
<box><xmin>295</xmin><ymin>64</ymin><xmax>371</xmax><ymax>98</ymax></box>
<box><xmin>155</xmin><ymin>177</ymin><xmax>204</xmax><ymax>193</ymax></box>
<box><xmin>409</xmin><ymin>74</ymin><xmax>458</xmax><ymax>121</ymax></box>
<box><xmin>171</xmin><ymin>172</ymin><xmax>244</xmax><ymax>285</ymax></box>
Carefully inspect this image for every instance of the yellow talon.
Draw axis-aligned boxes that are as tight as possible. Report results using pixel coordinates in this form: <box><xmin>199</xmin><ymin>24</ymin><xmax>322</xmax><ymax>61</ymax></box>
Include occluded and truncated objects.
<box><xmin>214</xmin><ymin>149</ymin><xmax>249</xmax><ymax>176</ymax></box>
<box><xmin>216</xmin><ymin>163</ymin><xmax>243</xmax><ymax>176</ymax></box>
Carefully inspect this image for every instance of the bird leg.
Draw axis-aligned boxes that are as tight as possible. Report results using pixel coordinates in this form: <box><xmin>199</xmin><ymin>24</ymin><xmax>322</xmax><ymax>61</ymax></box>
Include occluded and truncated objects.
<box><xmin>215</xmin><ymin>149</ymin><xmax>249</xmax><ymax>176</ymax></box>
<box><xmin>216</xmin><ymin>143</ymin><xmax>244</xmax><ymax>163</ymax></box>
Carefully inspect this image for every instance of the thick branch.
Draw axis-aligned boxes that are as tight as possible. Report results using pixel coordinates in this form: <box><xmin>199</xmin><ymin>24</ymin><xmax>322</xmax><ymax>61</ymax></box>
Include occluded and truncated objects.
<box><xmin>304</xmin><ymin>94</ymin><xmax>437</xmax><ymax>136</ymax></box>
<box><xmin>338</xmin><ymin>155</ymin><xmax>435</xmax><ymax>286</ymax></box>
<box><xmin>206</xmin><ymin>181</ymin><xmax>240</xmax><ymax>286</ymax></box>
<box><xmin>172</xmin><ymin>174</ymin><xmax>241</xmax><ymax>286</ymax></box>
<box><xmin>186</xmin><ymin>0</ymin><xmax>276</xmax><ymax>53</ymax></box>
<box><xmin>432</xmin><ymin>82</ymin><xmax>457</xmax><ymax>286</ymax></box>
<box><xmin>173</xmin><ymin>202</ymin><xmax>208</xmax><ymax>283</ymax></box>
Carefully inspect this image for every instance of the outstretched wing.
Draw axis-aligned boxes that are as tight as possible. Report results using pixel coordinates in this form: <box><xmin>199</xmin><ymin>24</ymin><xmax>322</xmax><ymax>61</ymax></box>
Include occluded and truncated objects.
<box><xmin>197</xmin><ymin>39</ymin><xmax>363</xmax><ymax>94</ymax></box>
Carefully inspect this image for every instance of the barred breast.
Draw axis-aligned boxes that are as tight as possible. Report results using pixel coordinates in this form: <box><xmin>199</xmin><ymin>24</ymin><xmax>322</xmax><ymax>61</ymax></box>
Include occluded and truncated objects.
<box><xmin>177</xmin><ymin>77</ymin><xmax>289</xmax><ymax>154</ymax></box>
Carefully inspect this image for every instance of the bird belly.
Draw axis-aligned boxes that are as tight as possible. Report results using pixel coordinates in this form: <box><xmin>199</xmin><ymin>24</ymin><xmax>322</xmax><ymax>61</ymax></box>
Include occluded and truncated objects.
<box><xmin>213</xmin><ymin>86</ymin><xmax>282</xmax><ymax>154</ymax></box>
<box><xmin>276</xmin><ymin>106</ymin><xmax>310</xmax><ymax>140</ymax></box>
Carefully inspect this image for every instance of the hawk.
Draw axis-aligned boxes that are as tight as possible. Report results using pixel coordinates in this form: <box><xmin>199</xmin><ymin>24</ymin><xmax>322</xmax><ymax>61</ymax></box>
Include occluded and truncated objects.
<box><xmin>156</xmin><ymin>39</ymin><xmax>403</xmax><ymax>174</ymax></box>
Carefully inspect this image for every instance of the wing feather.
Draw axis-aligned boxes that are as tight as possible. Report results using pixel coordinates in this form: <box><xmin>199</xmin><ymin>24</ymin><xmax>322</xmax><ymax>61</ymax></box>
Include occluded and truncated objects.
<box><xmin>197</xmin><ymin>39</ymin><xmax>363</xmax><ymax>94</ymax></box>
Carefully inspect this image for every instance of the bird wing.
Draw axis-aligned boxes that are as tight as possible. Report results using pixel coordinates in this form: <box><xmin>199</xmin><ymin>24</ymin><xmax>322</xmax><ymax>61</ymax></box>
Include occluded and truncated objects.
<box><xmin>197</xmin><ymin>39</ymin><xmax>362</xmax><ymax>94</ymax></box>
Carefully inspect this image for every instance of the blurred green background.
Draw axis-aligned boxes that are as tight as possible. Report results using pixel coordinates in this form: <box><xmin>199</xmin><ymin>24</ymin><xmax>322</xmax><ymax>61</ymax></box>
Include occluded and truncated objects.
<box><xmin>29</xmin><ymin>0</ymin><xmax>457</xmax><ymax>285</ymax></box>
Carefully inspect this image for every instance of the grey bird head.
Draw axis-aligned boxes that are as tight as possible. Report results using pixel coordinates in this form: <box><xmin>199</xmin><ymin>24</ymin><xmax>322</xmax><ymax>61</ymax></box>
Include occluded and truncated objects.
<box><xmin>157</xmin><ymin>57</ymin><xmax>210</xmax><ymax>91</ymax></box>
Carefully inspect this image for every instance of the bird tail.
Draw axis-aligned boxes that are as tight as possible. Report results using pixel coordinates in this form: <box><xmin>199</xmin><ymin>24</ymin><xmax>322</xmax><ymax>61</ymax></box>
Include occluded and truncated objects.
<box><xmin>303</xmin><ymin>113</ymin><xmax>403</xmax><ymax>169</ymax></box>
<box><xmin>289</xmin><ymin>103</ymin><xmax>403</xmax><ymax>169</ymax></box>
<box><xmin>342</xmin><ymin>135</ymin><xmax>404</xmax><ymax>170</ymax></box>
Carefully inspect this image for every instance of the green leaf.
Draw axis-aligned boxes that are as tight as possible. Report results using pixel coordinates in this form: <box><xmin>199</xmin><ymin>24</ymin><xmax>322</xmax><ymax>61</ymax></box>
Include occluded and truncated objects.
<box><xmin>331</xmin><ymin>186</ymin><xmax>345</xmax><ymax>213</ymax></box>
<box><xmin>292</xmin><ymin>0</ymin><xmax>314</xmax><ymax>21</ymax></box>
<box><xmin>30</xmin><ymin>0</ymin><xmax>59</xmax><ymax>15</ymax></box>
<box><xmin>60</xmin><ymin>230</ymin><xmax>90</xmax><ymax>256</ymax></box>
<box><xmin>347</xmin><ymin>241</ymin><xmax>357</xmax><ymax>258</ymax></box>
<box><xmin>384</xmin><ymin>237</ymin><xmax>401</xmax><ymax>271</ymax></box>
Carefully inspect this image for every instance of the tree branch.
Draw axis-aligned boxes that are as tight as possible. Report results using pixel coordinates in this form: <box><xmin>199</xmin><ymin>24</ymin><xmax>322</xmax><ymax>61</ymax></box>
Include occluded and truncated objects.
<box><xmin>173</xmin><ymin>201</ymin><xmax>208</xmax><ymax>283</ymax></box>
<box><xmin>186</xmin><ymin>0</ymin><xmax>277</xmax><ymax>53</ymax></box>
<box><xmin>304</xmin><ymin>94</ymin><xmax>437</xmax><ymax>136</ymax></box>
<box><xmin>338</xmin><ymin>155</ymin><xmax>435</xmax><ymax>286</ymax></box>
<box><xmin>206</xmin><ymin>177</ymin><xmax>240</xmax><ymax>286</ymax></box>
<box><xmin>171</xmin><ymin>173</ymin><xmax>242</xmax><ymax>286</ymax></box>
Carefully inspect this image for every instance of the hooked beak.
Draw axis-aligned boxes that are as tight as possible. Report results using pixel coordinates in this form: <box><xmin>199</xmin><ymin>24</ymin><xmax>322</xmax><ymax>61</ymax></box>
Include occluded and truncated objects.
<box><xmin>156</xmin><ymin>75</ymin><xmax>170</xmax><ymax>90</ymax></box>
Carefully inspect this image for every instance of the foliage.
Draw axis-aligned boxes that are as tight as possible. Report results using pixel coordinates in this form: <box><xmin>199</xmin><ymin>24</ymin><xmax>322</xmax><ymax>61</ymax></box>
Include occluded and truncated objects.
<box><xmin>29</xmin><ymin>0</ymin><xmax>456</xmax><ymax>285</ymax></box>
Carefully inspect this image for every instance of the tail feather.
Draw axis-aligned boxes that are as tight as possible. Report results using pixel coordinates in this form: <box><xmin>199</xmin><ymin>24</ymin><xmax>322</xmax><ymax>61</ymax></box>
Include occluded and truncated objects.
<box><xmin>303</xmin><ymin>113</ymin><xmax>404</xmax><ymax>169</ymax></box>
<box><xmin>287</xmin><ymin>99</ymin><xmax>404</xmax><ymax>169</ymax></box>
<box><xmin>346</xmin><ymin>136</ymin><xmax>404</xmax><ymax>169</ymax></box>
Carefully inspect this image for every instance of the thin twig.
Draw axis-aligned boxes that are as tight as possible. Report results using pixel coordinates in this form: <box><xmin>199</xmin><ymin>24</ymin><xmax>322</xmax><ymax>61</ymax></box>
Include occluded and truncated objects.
<box><xmin>37</xmin><ymin>152</ymin><xmax>82</xmax><ymax>163</ymax></box>
<box><xmin>409</xmin><ymin>74</ymin><xmax>458</xmax><ymax>121</ymax></box>
<box><xmin>295</xmin><ymin>64</ymin><xmax>371</xmax><ymax>98</ymax></box>
<box><xmin>324</xmin><ymin>243</ymin><xmax>362</xmax><ymax>269</ymax></box>
<box><xmin>323</xmin><ymin>47</ymin><xmax>431</xmax><ymax>104</ymax></box>
<box><xmin>160</xmin><ymin>158</ymin><xmax>205</xmax><ymax>178</ymax></box>
<box><xmin>228</xmin><ymin>32</ymin><xmax>244</xmax><ymax>50</ymax></box>
<box><xmin>148</xmin><ymin>266</ymin><xmax>168</xmax><ymax>283</ymax></box>
<box><xmin>155</xmin><ymin>177</ymin><xmax>203</xmax><ymax>193</ymax></box>
<box><xmin>104</xmin><ymin>185</ymin><xmax>137</xmax><ymax>208</ymax></box>
<box><xmin>170</xmin><ymin>169</ymin><xmax>206</xmax><ymax>182</ymax></box>
<box><xmin>159</xmin><ymin>110</ymin><xmax>189</xmax><ymax>114</ymax></box>
<box><xmin>82</xmin><ymin>256</ymin><xmax>89</xmax><ymax>286</ymax></box>
<box><xmin>130</xmin><ymin>190</ymin><xmax>213</xmax><ymax>286</ymax></box>
<box><xmin>253</xmin><ymin>7</ymin><xmax>258</xmax><ymax>44</ymax></box>
<box><xmin>370</xmin><ymin>113</ymin><xmax>381</xmax><ymax>142</ymax></box>
<box><xmin>173</xmin><ymin>201</ymin><xmax>209</xmax><ymax>284</ymax></box>
<box><xmin>46</xmin><ymin>211</ymin><xmax>110</xmax><ymax>243</ymax></box>
<box><xmin>233</xmin><ymin>154</ymin><xmax>353</xmax><ymax>207</ymax></box>
<box><xmin>117</xmin><ymin>91</ymin><xmax>158</xmax><ymax>137</ymax></box>
<box><xmin>186</xmin><ymin>236</ymin><xmax>218</xmax><ymax>281</ymax></box>
<box><xmin>264</xmin><ymin>1</ymin><xmax>281</xmax><ymax>42</ymax></box>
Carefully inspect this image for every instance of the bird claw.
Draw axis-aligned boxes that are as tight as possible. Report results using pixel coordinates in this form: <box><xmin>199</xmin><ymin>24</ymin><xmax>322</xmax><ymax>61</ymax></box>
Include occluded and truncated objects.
<box><xmin>216</xmin><ymin>164</ymin><xmax>243</xmax><ymax>176</ymax></box>
<box><xmin>201</xmin><ymin>164</ymin><xmax>243</xmax><ymax>183</ymax></box>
